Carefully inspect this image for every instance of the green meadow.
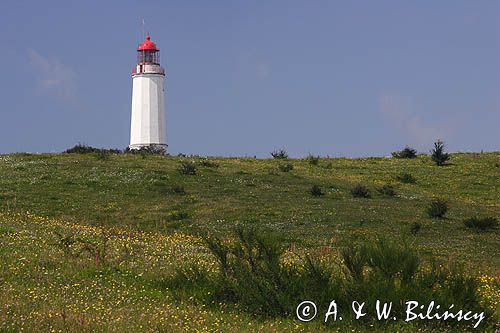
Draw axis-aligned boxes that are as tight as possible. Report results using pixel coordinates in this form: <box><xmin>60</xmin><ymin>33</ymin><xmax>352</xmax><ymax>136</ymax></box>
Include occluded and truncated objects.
<box><xmin>0</xmin><ymin>151</ymin><xmax>498</xmax><ymax>332</ymax></box>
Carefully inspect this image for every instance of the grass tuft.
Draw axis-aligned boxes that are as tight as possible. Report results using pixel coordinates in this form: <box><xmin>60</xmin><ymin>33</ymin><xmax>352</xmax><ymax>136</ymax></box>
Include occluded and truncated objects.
<box><xmin>464</xmin><ymin>217</ymin><xmax>498</xmax><ymax>231</ymax></box>
<box><xmin>351</xmin><ymin>184</ymin><xmax>371</xmax><ymax>198</ymax></box>
<box><xmin>427</xmin><ymin>199</ymin><xmax>448</xmax><ymax>218</ymax></box>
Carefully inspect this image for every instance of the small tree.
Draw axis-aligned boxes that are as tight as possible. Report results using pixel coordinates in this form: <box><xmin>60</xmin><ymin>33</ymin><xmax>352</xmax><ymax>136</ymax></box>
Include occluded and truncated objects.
<box><xmin>396</xmin><ymin>172</ymin><xmax>416</xmax><ymax>184</ymax></box>
<box><xmin>178</xmin><ymin>160</ymin><xmax>197</xmax><ymax>175</ymax></box>
<box><xmin>427</xmin><ymin>199</ymin><xmax>448</xmax><ymax>218</ymax></box>
<box><xmin>307</xmin><ymin>154</ymin><xmax>320</xmax><ymax>166</ymax></box>
<box><xmin>171</xmin><ymin>185</ymin><xmax>186</xmax><ymax>195</ymax></box>
<box><xmin>392</xmin><ymin>146</ymin><xmax>417</xmax><ymax>159</ymax></box>
<box><xmin>199</xmin><ymin>158</ymin><xmax>219</xmax><ymax>168</ymax></box>
<box><xmin>310</xmin><ymin>185</ymin><xmax>324</xmax><ymax>197</ymax></box>
<box><xmin>464</xmin><ymin>217</ymin><xmax>498</xmax><ymax>231</ymax></box>
<box><xmin>271</xmin><ymin>149</ymin><xmax>288</xmax><ymax>159</ymax></box>
<box><xmin>410</xmin><ymin>222</ymin><xmax>421</xmax><ymax>236</ymax></box>
<box><xmin>431</xmin><ymin>140</ymin><xmax>449</xmax><ymax>166</ymax></box>
<box><xmin>377</xmin><ymin>184</ymin><xmax>396</xmax><ymax>197</ymax></box>
<box><xmin>351</xmin><ymin>184</ymin><xmax>371</xmax><ymax>198</ymax></box>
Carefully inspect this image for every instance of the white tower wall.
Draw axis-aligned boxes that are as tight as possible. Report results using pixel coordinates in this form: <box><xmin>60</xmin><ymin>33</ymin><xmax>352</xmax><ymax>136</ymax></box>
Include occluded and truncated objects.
<box><xmin>129</xmin><ymin>72</ymin><xmax>166</xmax><ymax>150</ymax></box>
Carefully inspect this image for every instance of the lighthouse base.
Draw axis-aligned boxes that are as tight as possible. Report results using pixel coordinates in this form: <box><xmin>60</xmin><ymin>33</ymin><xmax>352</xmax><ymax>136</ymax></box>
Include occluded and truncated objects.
<box><xmin>128</xmin><ymin>143</ymin><xmax>168</xmax><ymax>155</ymax></box>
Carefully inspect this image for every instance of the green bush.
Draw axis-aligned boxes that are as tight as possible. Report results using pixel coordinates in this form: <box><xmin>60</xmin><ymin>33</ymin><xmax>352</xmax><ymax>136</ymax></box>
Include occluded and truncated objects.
<box><xmin>96</xmin><ymin>150</ymin><xmax>110</xmax><ymax>161</ymax></box>
<box><xmin>396</xmin><ymin>172</ymin><xmax>416</xmax><ymax>184</ymax></box>
<box><xmin>410</xmin><ymin>222</ymin><xmax>421</xmax><ymax>235</ymax></box>
<box><xmin>53</xmin><ymin>230</ymin><xmax>110</xmax><ymax>264</ymax></box>
<box><xmin>431</xmin><ymin>140</ymin><xmax>450</xmax><ymax>166</ymax></box>
<box><xmin>171</xmin><ymin>185</ymin><xmax>186</xmax><ymax>195</ymax></box>
<box><xmin>65</xmin><ymin>144</ymin><xmax>121</xmax><ymax>155</ymax></box>
<box><xmin>310</xmin><ymin>185</ymin><xmax>324</xmax><ymax>197</ymax></box>
<box><xmin>278</xmin><ymin>162</ymin><xmax>294</xmax><ymax>172</ymax></box>
<box><xmin>341</xmin><ymin>244</ymin><xmax>366</xmax><ymax>282</ymax></box>
<box><xmin>65</xmin><ymin>144</ymin><xmax>100</xmax><ymax>154</ymax></box>
<box><xmin>270</xmin><ymin>149</ymin><xmax>288</xmax><ymax>159</ymax></box>
<box><xmin>362</xmin><ymin>238</ymin><xmax>420</xmax><ymax>283</ymax></box>
<box><xmin>169</xmin><ymin>211</ymin><xmax>189</xmax><ymax>221</ymax></box>
<box><xmin>377</xmin><ymin>184</ymin><xmax>396</xmax><ymax>197</ymax></box>
<box><xmin>200</xmin><ymin>228</ymin><xmax>338</xmax><ymax>317</ymax></box>
<box><xmin>178</xmin><ymin>160</ymin><xmax>197</xmax><ymax>175</ymax></box>
<box><xmin>53</xmin><ymin>230</ymin><xmax>78</xmax><ymax>257</ymax></box>
<box><xmin>124</xmin><ymin>146</ymin><xmax>166</xmax><ymax>155</ymax></box>
<box><xmin>307</xmin><ymin>154</ymin><xmax>320</xmax><ymax>166</ymax></box>
<box><xmin>166</xmin><ymin>230</ymin><xmax>493</xmax><ymax>328</ymax></box>
<box><xmin>427</xmin><ymin>199</ymin><xmax>448</xmax><ymax>218</ymax></box>
<box><xmin>351</xmin><ymin>184</ymin><xmax>370</xmax><ymax>198</ymax></box>
<box><xmin>464</xmin><ymin>217</ymin><xmax>498</xmax><ymax>230</ymax></box>
<box><xmin>199</xmin><ymin>158</ymin><xmax>219</xmax><ymax>168</ymax></box>
<box><xmin>391</xmin><ymin>146</ymin><xmax>417</xmax><ymax>159</ymax></box>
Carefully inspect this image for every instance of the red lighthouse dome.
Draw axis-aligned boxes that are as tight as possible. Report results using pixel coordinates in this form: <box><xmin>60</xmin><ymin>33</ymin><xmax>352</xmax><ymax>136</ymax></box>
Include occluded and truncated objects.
<box><xmin>136</xmin><ymin>35</ymin><xmax>161</xmax><ymax>65</ymax></box>
<box><xmin>137</xmin><ymin>36</ymin><xmax>158</xmax><ymax>51</ymax></box>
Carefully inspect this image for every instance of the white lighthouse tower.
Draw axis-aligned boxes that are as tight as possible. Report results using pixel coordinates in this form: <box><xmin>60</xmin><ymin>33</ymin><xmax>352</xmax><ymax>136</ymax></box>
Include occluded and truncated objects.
<box><xmin>129</xmin><ymin>35</ymin><xmax>167</xmax><ymax>152</ymax></box>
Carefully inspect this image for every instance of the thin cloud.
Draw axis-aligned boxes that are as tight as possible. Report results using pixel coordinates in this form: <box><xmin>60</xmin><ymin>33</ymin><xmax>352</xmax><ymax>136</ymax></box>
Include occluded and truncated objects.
<box><xmin>239</xmin><ymin>50</ymin><xmax>270</xmax><ymax>80</ymax></box>
<box><xmin>379</xmin><ymin>93</ymin><xmax>454</xmax><ymax>146</ymax></box>
<box><xmin>255</xmin><ymin>63</ymin><xmax>270</xmax><ymax>79</ymax></box>
<box><xmin>28</xmin><ymin>49</ymin><xmax>77</xmax><ymax>103</ymax></box>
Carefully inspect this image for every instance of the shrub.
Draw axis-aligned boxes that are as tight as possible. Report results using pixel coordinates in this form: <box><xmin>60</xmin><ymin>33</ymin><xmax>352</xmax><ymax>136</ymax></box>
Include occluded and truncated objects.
<box><xmin>80</xmin><ymin>231</ymin><xmax>111</xmax><ymax>265</ymax></box>
<box><xmin>341</xmin><ymin>244</ymin><xmax>366</xmax><ymax>282</ymax></box>
<box><xmin>178</xmin><ymin>160</ymin><xmax>197</xmax><ymax>175</ymax></box>
<box><xmin>310</xmin><ymin>185</ymin><xmax>324</xmax><ymax>197</ymax></box>
<box><xmin>52</xmin><ymin>230</ymin><xmax>112</xmax><ymax>264</ymax></box>
<box><xmin>278</xmin><ymin>162</ymin><xmax>293</xmax><ymax>172</ymax></box>
<box><xmin>53</xmin><ymin>230</ymin><xmax>78</xmax><ymax>257</ymax></box>
<box><xmin>65</xmin><ymin>144</ymin><xmax>100</xmax><ymax>154</ymax></box>
<box><xmin>165</xmin><ymin>230</ymin><xmax>493</xmax><ymax>328</ymax></box>
<box><xmin>377</xmin><ymin>184</ymin><xmax>396</xmax><ymax>197</ymax></box>
<box><xmin>396</xmin><ymin>172</ymin><xmax>416</xmax><ymax>184</ymax></box>
<box><xmin>65</xmin><ymin>144</ymin><xmax>121</xmax><ymax>155</ymax></box>
<box><xmin>392</xmin><ymin>146</ymin><xmax>417</xmax><ymax>159</ymax></box>
<box><xmin>431</xmin><ymin>140</ymin><xmax>450</xmax><ymax>166</ymax></box>
<box><xmin>351</xmin><ymin>184</ymin><xmax>370</xmax><ymax>198</ymax></box>
<box><xmin>169</xmin><ymin>211</ymin><xmax>189</xmax><ymax>221</ymax></box>
<box><xmin>410</xmin><ymin>222</ymin><xmax>421</xmax><ymax>235</ymax></box>
<box><xmin>171</xmin><ymin>185</ymin><xmax>186</xmax><ymax>195</ymax></box>
<box><xmin>464</xmin><ymin>217</ymin><xmax>498</xmax><ymax>231</ymax></box>
<box><xmin>270</xmin><ymin>149</ymin><xmax>288</xmax><ymax>159</ymax></box>
<box><xmin>362</xmin><ymin>239</ymin><xmax>420</xmax><ymax>283</ymax></box>
<box><xmin>427</xmin><ymin>199</ymin><xmax>448</xmax><ymax>218</ymax></box>
<box><xmin>199</xmin><ymin>158</ymin><xmax>219</xmax><ymax>168</ymax></box>
<box><xmin>96</xmin><ymin>150</ymin><xmax>109</xmax><ymax>161</ymax></box>
<box><xmin>200</xmin><ymin>228</ymin><xmax>338</xmax><ymax>317</ymax></box>
<box><xmin>307</xmin><ymin>154</ymin><xmax>320</xmax><ymax>166</ymax></box>
<box><xmin>204</xmin><ymin>228</ymin><xmax>287</xmax><ymax>315</ymax></box>
<box><xmin>124</xmin><ymin>146</ymin><xmax>166</xmax><ymax>155</ymax></box>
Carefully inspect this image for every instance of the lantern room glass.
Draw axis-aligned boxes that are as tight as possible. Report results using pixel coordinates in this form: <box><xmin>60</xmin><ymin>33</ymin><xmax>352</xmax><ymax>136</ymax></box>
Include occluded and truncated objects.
<box><xmin>137</xmin><ymin>50</ymin><xmax>160</xmax><ymax>64</ymax></box>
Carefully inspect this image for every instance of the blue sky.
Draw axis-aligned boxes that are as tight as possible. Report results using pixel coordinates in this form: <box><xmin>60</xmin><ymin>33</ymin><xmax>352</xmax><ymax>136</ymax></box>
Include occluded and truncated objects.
<box><xmin>1</xmin><ymin>1</ymin><xmax>498</xmax><ymax>156</ymax></box>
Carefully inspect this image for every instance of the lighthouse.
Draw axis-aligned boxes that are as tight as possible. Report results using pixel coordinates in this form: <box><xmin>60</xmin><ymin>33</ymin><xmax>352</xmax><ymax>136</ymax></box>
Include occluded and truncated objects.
<box><xmin>129</xmin><ymin>35</ymin><xmax>167</xmax><ymax>152</ymax></box>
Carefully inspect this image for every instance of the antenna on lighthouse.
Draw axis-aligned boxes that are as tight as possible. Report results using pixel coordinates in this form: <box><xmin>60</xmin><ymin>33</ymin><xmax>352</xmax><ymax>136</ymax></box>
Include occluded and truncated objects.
<box><xmin>141</xmin><ymin>18</ymin><xmax>145</xmax><ymax>40</ymax></box>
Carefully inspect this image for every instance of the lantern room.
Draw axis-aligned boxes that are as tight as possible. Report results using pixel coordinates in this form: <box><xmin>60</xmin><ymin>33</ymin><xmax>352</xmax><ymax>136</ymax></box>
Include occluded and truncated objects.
<box><xmin>137</xmin><ymin>36</ymin><xmax>160</xmax><ymax>64</ymax></box>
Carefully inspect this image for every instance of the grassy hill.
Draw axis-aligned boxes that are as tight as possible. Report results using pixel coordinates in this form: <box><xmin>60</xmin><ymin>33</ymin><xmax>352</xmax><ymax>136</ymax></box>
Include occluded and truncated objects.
<box><xmin>0</xmin><ymin>152</ymin><xmax>499</xmax><ymax>331</ymax></box>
